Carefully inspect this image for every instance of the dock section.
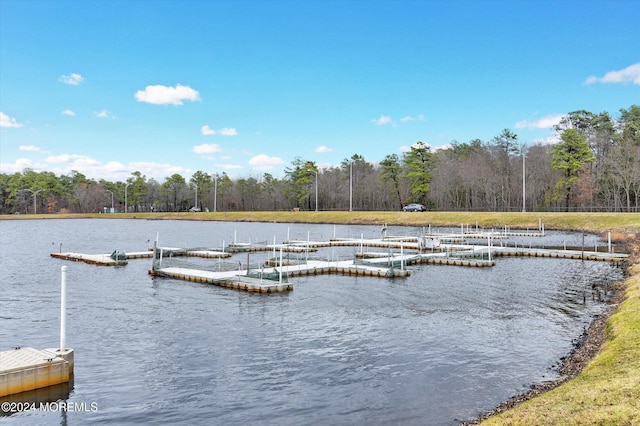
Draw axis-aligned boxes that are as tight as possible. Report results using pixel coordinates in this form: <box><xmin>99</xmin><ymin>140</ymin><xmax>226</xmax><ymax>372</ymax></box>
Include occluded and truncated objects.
<box><xmin>149</xmin><ymin>266</ymin><xmax>293</xmax><ymax>293</ymax></box>
<box><xmin>50</xmin><ymin>252</ymin><xmax>128</xmax><ymax>266</ymax></box>
<box><xmin>0</xmin><ymin>348</ymin><xmax>74</xmax><ymax>397</ymax></box>
<box><xmin>51</xmin><ymin>247</ymin><xmax>232</xmax><ymax>266</ymax></box>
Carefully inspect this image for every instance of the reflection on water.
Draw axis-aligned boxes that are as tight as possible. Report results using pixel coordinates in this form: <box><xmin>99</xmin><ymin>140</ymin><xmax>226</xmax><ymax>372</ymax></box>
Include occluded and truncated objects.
<box><xmin>0</xmin><ymin>219</ymin><xmax>624</xmax><ymax>425</ymax></box>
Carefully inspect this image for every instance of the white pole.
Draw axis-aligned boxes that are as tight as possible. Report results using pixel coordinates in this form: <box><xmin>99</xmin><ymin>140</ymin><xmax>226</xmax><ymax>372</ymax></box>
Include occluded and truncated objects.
<box><xmin>60</xmin><ymin>266</ymin><xmax>67</xmax><ymax>352</ymax></box>
<box><xmin>273</xmin><ymin>235</ymin><xmax>276</xmax><ymax>258</ymax></box>
<box><xmin>608</xmin><ymin>231</ymin><xmax>612</xmax><ymax>253</ymax></box>
<box><xmin>279</xmin><ymin>248</ymin><xmax>283</xmax><ymax>283</ymax></box>
<box><xmin>401</xmin><ymin>243</ymin><xmax>404</xmax><ymax>271</ymax></box>
<box><xmin>125</xmin><ymin>183</ymin><xmax>130</xmax><ymax>214</ymax></box>
<box><xmin>349</xmin><ymin>161</ymin><xmax>353</xmax><ymax>212</ymax></box>
<box><xmin>488</xmin><ymin>235</ymin><xmax>492</xmax><ymax>262</ymax></box>
<box><xmin>522</xmin><ymin>154</ymin><xmax>526</xmax><ymax>213</ymax></box>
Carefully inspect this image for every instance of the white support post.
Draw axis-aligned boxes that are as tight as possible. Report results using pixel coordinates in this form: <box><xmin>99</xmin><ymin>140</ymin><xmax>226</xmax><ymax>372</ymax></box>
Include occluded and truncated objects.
<box><xmin>279</xmin><ymin>248</ymin><xmax>283</xmax><ymax>284</ymax></box>
<box><xmin>60</xmin><ymin>266</ymin><xmax>67</xmax><ymax>352</ymax></box>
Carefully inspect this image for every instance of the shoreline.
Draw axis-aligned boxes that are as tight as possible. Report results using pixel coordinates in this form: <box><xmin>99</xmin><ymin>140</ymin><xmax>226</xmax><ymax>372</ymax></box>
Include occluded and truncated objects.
<box><xmin>462</xmin><ymin>286</ymin><xmax>625</xmax><ymax>425</ymax></box>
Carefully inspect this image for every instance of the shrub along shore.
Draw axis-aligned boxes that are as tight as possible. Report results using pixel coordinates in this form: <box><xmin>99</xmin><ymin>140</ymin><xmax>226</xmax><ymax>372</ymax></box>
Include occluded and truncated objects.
<box><xmin>3</xmin><ymin>211</ymin><xmax>639</xmax><ymax>424</ymax></box>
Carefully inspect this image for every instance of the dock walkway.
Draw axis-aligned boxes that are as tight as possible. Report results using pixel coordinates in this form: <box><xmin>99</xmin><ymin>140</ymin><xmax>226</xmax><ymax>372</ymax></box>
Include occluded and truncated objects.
<box><xmin>149</xmin><ymin>266</ymin><xmax>293</xmax><ymax>293</ymax></box>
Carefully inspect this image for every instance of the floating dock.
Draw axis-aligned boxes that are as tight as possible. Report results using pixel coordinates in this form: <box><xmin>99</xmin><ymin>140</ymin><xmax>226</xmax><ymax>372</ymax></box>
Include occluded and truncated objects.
<box><xmin>50</xmin><ymin>252</ymin><xmax>128</xmax><ymax>266</ymax></box>
<box><xmin>491</xmin><ymin>247</ymin><xmax>627</xmax><ymax>263</ymax></box>
<box><xmin>51</xmin><ymin>247</ymin><xmax>232</xmax><ymax>266</ymax></box>
<box><xmin>149</xmin><ymin>266</ymin><xmax>293</xmax><ymax>293</ymax></box>
<box><xmin>1</xmin><ymin>267</ymin><xmax>73</xmax><ymax>398</ymax></box>
<box><xmin>0</xmin><ymin>348</ymin><xmax>74</xmax><ymax>397</ymax></box>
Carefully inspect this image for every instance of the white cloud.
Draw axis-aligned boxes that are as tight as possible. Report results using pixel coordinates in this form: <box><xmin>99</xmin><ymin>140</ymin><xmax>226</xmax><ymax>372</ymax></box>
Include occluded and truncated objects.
<box><xmin>372</xmin><ymin>115</ymin><xmax>393</xmax><ymax>126</ymax></box>
<box><xmin>201</xmin><ymin>125</ymin><xmax>215</xmax><ymax>135</ymax></box>
<box><xmin>515</xmin><ymin>114</ymin><xmax>564</xmax><ymax>129</ymax></box>
<box><xmin>61</xmin><ymin>109</ymin><xmax>76</xmax><ymax>116</ymax></box>
<box><xmin>0</xmin><ymin>153</ymin><xmax>195</xmax><ymax>182</ymax></box>
<box><xmin>0</xmin><ymin>158</ymin><xmax>36</xmax><ymax>174</ymax></box>
<box><xmin>214</xmin><ymin>163</ymin><xmax>243</xmax><ymax>171</ymax></box>
<box><xmin>248</xmin><ymin>154</ymin><xmax>286</xmax><ymax>171</ymax></box>
<box><xmin>201</xmin><ymin>125</ymin><xmax>238</xmax><ymax>136</ymax></box>
<box><xmin>193</xmin><ymin>143</ymin><xmax>223</xmax><ymax>154</ymax></box>
<box><xmin>45</xmin><ymin>154</ymin><xmax>102</xmax><ymax>166</ymax></box>
<box><xmin>59</xmin><ymin>73</ymin><xmax>84</xmax><ymax>85</ymax></box>
<box><xmin>135</xmin><ymin>84</ymin><xmax>201</xmax><ymax>105</ymax></box>
<box><xmin>400</xmin><ymin>114</ymin><xmax>425</xmax><ymax>123</ymax></box>
<box><xmin>585</xmin><ymin>63</ymin><xmax>640</xmax><ymax>85</ymax></box>
<box><xmin>399</xmin><ymin>145</ymin><xmax>411</xmax><ymax>152</ymax></box>
<box><xmin>94</xmin><ymin>110</ymin><xmax>112</xmax><ymax>118</ymax></box>
<box><xmin>434</xmin><ymin>143</ymin><xmax>453</xmax><ymax>152</ymax></box>
<box><xmin>19</xmin><ymin>145</ymin><xmax>40</xmax><ymax>152</ymax></box>
<box><xmin>412</xmin><ymin>141</ymin><xmax>432</xmax><ymax>150</ymax></box>
<box><xmin>315</xmin><ymin>145</ymin><xmax>333</xmax><ymax>153</ymax></box>
<box><xmin>1</xmin><ymin>112</ymin><xmax>23</xmax><ymax>128</ymax></box>
<box><xmin>219</xmin><ymin>128</ymin><xmax>238</xmax><ymax>136</ymax></box>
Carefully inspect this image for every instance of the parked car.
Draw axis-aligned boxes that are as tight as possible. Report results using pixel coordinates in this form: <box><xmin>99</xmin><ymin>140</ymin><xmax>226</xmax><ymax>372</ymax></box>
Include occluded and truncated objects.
<box><xmin>402</xmin><ymin>203</ymin><xmax>426</xmax><ymax>212</ymax></box>
<box><xmin>189</xmin><ymin>207</ymin><xmax>201</xmax><ymax>212</ymax></box>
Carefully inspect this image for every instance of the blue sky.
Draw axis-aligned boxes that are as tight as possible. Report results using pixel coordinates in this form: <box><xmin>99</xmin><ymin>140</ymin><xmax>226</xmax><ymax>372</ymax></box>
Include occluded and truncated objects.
<box><xmin>1</xmin><ymin>0</ymin><xmax>638</xmax><ymax>182</ymax></box>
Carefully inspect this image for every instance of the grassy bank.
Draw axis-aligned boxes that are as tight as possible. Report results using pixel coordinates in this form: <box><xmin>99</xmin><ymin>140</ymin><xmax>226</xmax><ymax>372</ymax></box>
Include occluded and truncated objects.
<box><xmin>2</xmin><ymin>211</ymin><xmax>639</xmax><ymax>424</ymax></box>
<box><xmin>4</xmin><ymin>211</ymin><xmax>640</xmax><ymax>234</ymax></box>
<box><xmin>480</xmin><ymin>245</ymin><xmax>640</xmax><ymax>425</ymax></box>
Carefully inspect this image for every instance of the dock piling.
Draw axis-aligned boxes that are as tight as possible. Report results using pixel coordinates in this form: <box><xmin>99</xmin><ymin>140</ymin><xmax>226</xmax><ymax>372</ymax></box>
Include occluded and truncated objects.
<box><xmin>60</xmin><ymin>266</ymin><xmax>67</xmax><ymax>352</ymax></box>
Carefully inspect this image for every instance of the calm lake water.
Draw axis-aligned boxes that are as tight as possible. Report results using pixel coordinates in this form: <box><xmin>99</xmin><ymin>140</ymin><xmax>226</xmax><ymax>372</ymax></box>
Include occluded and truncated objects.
<box><xmin>0</xmin><ymin>219</ymin><xmax>622</xmax><ymax>425</ymax></box>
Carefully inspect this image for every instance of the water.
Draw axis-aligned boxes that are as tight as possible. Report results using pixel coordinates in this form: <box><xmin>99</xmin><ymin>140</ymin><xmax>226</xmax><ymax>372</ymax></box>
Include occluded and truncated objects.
<box><xmin>0</xmin><ymin>219</ymin><xmax>623</xmax><ymax>425</ymax></box>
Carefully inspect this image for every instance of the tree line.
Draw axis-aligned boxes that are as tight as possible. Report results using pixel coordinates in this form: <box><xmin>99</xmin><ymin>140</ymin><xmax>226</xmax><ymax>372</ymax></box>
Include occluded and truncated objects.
<box><xmin>1</xmin><ymin>106</ymin><xmax>638</xmax><ymax>215</ymax></box>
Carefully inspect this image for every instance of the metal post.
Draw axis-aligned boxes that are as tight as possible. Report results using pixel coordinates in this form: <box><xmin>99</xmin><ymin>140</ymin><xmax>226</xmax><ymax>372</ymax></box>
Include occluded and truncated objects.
<box><xmin>60</xmin><ymin>266</ymin><xmax>67</xmax><ymax>352</ymax></box>
<box><xmin>106</xmin><ymin>189</ymin><xmax>114</xmax><ymax>212</ymax></box>
<box><xmin>24</xmin><ymin>189</ymin><xmax>43</xmax><ymax>214</ymax></box>
<box><xmin>279</xmin><ymin>248</ymin><xmax>283</xmax><ymax>283</ymax></box>
<box><xmin>522</xmin><ymin>154</ymin><xmax>526</xmax><ymax>213</ymax></box>
<box><xmin>349</xmin><ymin>161</ymin><xmax>353</xmax><ymax>212</ymax></box>
<box><xmin>309</xmin><ymin>169</ymin><xmax>318</xmax><ymax>211</ymax></box>
<box><xmin>125</xmin><ymin>183</ymin><xmax>131</xmax><ymax>214</ymax></box>
<box><xmin>214</xmin><ymin>175</ymin><xmax>218</xmax><ymax>212</ymax></box>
